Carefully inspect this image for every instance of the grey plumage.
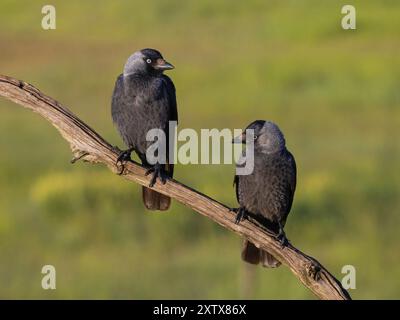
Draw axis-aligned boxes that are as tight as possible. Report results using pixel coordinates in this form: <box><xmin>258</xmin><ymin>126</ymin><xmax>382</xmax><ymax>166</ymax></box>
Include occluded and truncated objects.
<box><xmin>234</xmin><ymin>120</ymin><xmax>296</xmax><ymax>267</ymax></box>
<box><xmin>111</xmin><ymin>48</ymin><xmax>177</xmax><ymax>211</ymax></box>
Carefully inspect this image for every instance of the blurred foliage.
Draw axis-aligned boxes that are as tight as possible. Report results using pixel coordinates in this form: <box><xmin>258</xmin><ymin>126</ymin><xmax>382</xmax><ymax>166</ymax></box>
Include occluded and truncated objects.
<box><xmin>0</xmin><ymin>0</ymin><xmax>399</xmax><ymax>299</ymax></box>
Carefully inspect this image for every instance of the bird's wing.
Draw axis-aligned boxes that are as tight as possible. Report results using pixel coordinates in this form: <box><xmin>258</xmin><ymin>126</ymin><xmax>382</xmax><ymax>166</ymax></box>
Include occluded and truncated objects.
<box><xmin>111</xmin><ymin>74</ymin><xmax>134</xmax><ymax>147</ymax></box>
<box><xmin>111</xmin><ymin>74</ymin><xmax>124</xmax><ymax>122</ymax></box>
<box><xmin>161</xmin><ymin>74</ymin><xmax>178</xmax><ymax>123</ymax></box>
<box><xmin>233</xmin><ymin>174</ymin><xmax>240</xmax><ymax>203</ymax></box>
<box><xmin>161</xmin><ymin>75</ymin><xmax>178</xmax><ymax>177</ymax></box>
<box><xmin>233</xmin><ymin>150</ymin><xmax>248</xmax><ymax>206</ymax></box>
<box><xmin>281</xmin><ymin>150</ymin><xmax>297</xmax><ymax>223</ymax></box>
<box><xmin>286</xmin><ymin>150</ymin><xmax>297</xmax><ymax>198</ymax></box>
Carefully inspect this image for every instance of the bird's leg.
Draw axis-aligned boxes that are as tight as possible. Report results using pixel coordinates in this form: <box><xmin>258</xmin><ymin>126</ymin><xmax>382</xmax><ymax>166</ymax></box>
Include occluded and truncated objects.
<box><xmin>276</xmin><ymin>222</ymin><xmax>288</xmax><ymax>247</ymax></box>
<box><xmin>233</xmin><ymin>207</ymin><xmax>247</xmax><ymax>224</ymax></box>
<box><xmin>145</xmin><ymin>163</ymin><xmax>168</xmax><ymax>187</ymax></box>
<box><xmin>116</xmin><ymin>147</ymin><xmax>135</xmax><ymax>175</ymax></box>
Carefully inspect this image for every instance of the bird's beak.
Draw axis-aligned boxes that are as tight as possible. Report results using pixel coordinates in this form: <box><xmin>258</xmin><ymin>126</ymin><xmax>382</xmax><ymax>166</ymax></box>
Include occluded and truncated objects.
<box><xmin>232</xmin><ymin>132</ymin><xmax>246</xmax><ymax>144</ymax></box>
<box><xmin>154</xmin><ymin>58</ymin><xmax>175</xmax><ymax>70</ymax></box>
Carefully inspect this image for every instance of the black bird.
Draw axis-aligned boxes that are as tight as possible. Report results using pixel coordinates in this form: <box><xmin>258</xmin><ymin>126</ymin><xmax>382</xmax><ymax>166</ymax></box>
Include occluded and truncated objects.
<box><xmin>111</xmin><ymin>48</ymin><xmax>177</xmax><ymax>211</ymax></box>
<box><xmin>233</xmin><ymin>120</ymin><xmax>296</xmax><ymax>267</ymax></box>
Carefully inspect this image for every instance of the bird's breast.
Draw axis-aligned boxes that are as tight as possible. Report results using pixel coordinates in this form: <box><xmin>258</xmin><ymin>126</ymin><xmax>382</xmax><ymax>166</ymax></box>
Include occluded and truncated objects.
<box><xmin>238</xmin><ymin>155</ymin><xmax>290</xmax><ymax>222</ymax></box>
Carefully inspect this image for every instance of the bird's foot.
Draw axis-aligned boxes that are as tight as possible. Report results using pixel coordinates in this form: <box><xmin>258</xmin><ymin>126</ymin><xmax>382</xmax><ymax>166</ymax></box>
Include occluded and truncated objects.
<box><xmin>116</xmin><ymin>147</ymin><xmax>134</xmax><ymax>175</ymax></box>
<box><xmin>276</xmin><ymin>226</ymin><xmax>288</xmax><ymax>248</ymax></box>
<box><xmin>233</xmin><ymin>207</ymin><xmax>247</xmax><ymax>224</ymax></box>
<box><xmin>145</xmin><ymin>164</ymin><xmax>168</xmax><ymax>187</ymax></box>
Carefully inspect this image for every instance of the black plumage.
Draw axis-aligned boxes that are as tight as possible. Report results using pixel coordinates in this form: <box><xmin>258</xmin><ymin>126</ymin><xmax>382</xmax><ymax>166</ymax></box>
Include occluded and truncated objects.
<box><xmin>233</xmin><ymin>120</ymin><xmax>296</xmax><ymax>267</ymax></box>
<box><xmin>111</xmin><ymin>48</ymin><xmax>177</xmax><ymax>211</ymax></box>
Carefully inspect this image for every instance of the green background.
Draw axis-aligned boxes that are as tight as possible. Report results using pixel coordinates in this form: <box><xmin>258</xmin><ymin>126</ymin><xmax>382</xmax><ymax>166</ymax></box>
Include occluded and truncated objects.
<box><xmin>0</xmin><ymin>0</ymin><xmax>399</xmax><ymax>299</ymax></box>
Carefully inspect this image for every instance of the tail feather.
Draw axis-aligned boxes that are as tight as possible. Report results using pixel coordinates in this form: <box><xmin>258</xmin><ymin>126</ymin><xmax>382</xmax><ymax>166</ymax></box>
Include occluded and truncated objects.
<box><xmin>241</xmin><ymin>239</ymin><xmax>281</xmax><ymax>268</ymax></box>
<box><xmin>241</xmin><ymin>240</ymin><xmax>260</xmax><ymax>265</ymax></box>
<box><xmin>142</xmin><ymin>187</ymin><xmax>171</xmax><ymax>211</ymax></box>
<box><xmin>142</xmin><ymin>163</ymin><xmax>173</xmax><ymax>211</ymax></box>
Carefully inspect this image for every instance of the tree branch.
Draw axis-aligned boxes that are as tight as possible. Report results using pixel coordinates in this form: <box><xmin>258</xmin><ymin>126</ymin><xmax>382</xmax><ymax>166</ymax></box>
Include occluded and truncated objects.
<box><xmin>0</xmin><ymin>74</ymin><xmax>351</xmax><ymax>300</ymax></box>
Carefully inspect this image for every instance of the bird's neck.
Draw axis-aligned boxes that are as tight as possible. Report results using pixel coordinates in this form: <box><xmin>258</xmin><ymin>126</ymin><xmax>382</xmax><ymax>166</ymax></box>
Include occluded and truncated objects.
<box><xmin>123</xmin><ymin>73</ymin><xmax>157</xmax><ymax>88</ymax></box>
<box><xmin>124</xmin><ymin>68</ymin><xmax>162</xmax><ymax>79</ymax></box>
<box><xmin>257</xmin><ymin>147</ymin><xmax>285</xmax><ymax>156</ymax></box>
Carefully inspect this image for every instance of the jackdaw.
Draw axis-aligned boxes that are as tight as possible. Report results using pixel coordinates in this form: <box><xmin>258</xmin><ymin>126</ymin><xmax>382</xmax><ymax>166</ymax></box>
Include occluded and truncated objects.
<box><xmin>233</xmin><ymin>120</ymin><xmax>297</xmax><ymax>267</ymax></box>
<box><xmin>111</xmin><ymin>48</ymin><xmax>177</xmax><ymax>211</ymax></box>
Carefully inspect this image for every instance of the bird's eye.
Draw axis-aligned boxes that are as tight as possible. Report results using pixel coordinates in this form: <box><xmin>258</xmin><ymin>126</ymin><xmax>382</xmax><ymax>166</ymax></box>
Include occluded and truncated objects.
<box><xmin>253</xmin><ymin>135</ymin><xmax>258</xmax><ymax>140</ymax></box>
<box><xmin>146</xmin><ymin>58</ymin><xmax>152</xmax><ymax>64</ymax></box>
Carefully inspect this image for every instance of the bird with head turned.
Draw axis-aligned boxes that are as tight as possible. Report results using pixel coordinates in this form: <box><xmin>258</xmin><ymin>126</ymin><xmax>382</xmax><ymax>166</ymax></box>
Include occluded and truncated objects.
<box><xmin>111</xmin><ymin>48</ymin><xmax>178</xmax><ymax>211</ymax></box>
<box><xmin>233</xmin><ymin>120</ymin><xmax>297</xmax><ymax>267</ymax></box>
<box><xmin>123</xmin><ymin>49</ymin><xmax>175</xmax><ymax>77</ymax></box>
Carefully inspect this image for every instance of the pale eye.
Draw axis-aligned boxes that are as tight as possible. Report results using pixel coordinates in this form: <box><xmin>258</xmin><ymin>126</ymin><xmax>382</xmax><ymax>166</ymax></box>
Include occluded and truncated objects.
<box><xmin>146</xmin><ymin>58</ymin><xmax>152</xmax><ymax>64</ymax></box>
<box><xmin>253</xmin><ymin>135</ymin><xmax>258</xmax><ymax>140</ymax></box>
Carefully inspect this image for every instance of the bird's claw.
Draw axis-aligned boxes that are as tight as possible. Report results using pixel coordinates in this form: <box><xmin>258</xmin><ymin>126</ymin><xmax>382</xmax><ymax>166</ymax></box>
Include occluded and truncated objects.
<box><xmin>276</xmin><ymin>227</ymin><xmax>288</xmax><ymax>248</ymax></box>
<box><xmin>306</xmin><ymin>262</ymin><xmax>321</xmax><ymax>281</ymax></box>
<box><xmin>116</xmin><ymin>148</ymin><xmax>133</xmax><ymax>175</ymax></box>
<box><xmin>145</xmin><ymin>165</ymin><xmax>167</xmax><ymax>187</ymax></box>
<box><xmin>233</xmin><ymin>207</ymin><xmax>247</xmax><ymax>224</ymax></box>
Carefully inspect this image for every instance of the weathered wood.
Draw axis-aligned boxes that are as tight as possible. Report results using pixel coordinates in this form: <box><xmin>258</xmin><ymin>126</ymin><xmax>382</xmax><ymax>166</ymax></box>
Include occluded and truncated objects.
<box><xmin>0</xmin><ymin>74</ymin><xmax>351</xmax><ymax>300</ymax></box>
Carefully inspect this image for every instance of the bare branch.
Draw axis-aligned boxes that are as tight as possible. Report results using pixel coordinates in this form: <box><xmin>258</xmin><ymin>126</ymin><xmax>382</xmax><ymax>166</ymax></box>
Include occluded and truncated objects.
<box><xmin>0</xmin><ymin>74</ymin><xmax>351</xmax><ymax>300</ymax></box>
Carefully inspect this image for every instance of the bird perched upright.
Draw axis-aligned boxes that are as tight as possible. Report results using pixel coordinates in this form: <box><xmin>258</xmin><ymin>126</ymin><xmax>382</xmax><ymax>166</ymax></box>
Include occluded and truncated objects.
<box><xmin>111</xmin><ymin>48</ymin><xmax>177</xmax><ymax>211</ymax></box>
<box><xmin>233</xmin><ymin>120</ymin><xmax>296</xmax><ymax>267</ymax></box>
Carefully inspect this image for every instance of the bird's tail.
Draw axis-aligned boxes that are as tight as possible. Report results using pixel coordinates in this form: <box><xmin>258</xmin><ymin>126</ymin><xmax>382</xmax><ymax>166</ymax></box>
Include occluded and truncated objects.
<box><xmin>142</xmin><ymin>187</ymin><xmax>171</xmax><ymax>211</ymax></box>
<box><xmin>142</xmin><ymin>163</ymin><xmax>173</xmax><ymax>211</ymax></box>
<box><xmin>241</xmin><ymin>239</ymin><xmax>281</xmax><ymax>268</ymax></box>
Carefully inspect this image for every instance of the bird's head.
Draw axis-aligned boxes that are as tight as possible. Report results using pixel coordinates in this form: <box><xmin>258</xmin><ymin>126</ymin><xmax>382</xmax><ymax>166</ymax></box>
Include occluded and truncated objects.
<box><xmin>233</xmin><ymin>120</ymin><xmax>286</xmax><ymax>154</ymax></box>
<box><xmin>123</xmin><ymin>48</ymin><xmax>174</xmax><ymax>77</ymax></box>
